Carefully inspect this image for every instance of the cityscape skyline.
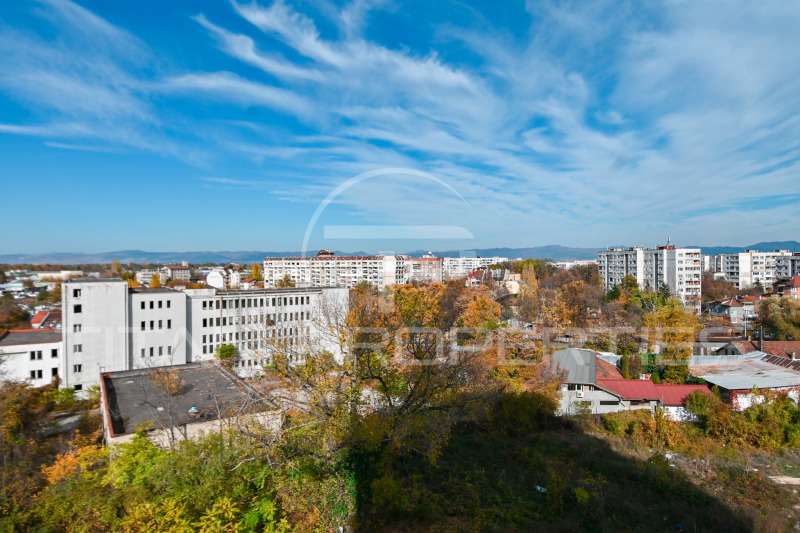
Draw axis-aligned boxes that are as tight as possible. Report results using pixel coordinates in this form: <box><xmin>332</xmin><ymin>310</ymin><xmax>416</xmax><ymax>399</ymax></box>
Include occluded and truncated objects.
<box><xmin>1</xmin><ymin>0</ymin><xmax>799</xmax><ymax>254</ymax></box>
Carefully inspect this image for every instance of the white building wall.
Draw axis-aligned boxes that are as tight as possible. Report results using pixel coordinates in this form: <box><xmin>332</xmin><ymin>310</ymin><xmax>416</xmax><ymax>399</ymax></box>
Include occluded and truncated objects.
<box><xmin>0</xmin><ymin>338</ymin><xmax>61</xmax><ymax>387</ymax></box>
<box><xmin>129</xmin><ymin>290</ymin><xmax>188</xmax><ymax>369</ymax></box>
<box><xmin>442</xmin><ymin>257</ymin><xmax>508</xmax><ymax>279</ymax></box>
<box><xmin>62</xmin><ymin>281</ymin><xmax>351</xmax><ymax>389</ymax></box>
<box><xmin>62</xmin><ymin>279</ymin><xmax>129</xmax><ymax>393</ymax></box>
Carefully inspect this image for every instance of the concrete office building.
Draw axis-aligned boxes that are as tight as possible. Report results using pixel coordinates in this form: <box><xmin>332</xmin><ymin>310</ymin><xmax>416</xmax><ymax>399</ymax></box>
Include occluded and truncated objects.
<box><xmin>61</xmin><ymin>279</ymin><xmax>348</xmax><ymax>392</ymax></box>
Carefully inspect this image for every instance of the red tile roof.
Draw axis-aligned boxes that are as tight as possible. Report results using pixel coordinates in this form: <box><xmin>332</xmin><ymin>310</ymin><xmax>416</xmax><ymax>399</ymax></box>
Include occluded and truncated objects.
<box><xmin>595</xmin><ymin>357</ymin><xmax>623</xmax><ymax>380</ymax></box>
<box><xmin>730</xmin><ymin>340</ymin><xmax>800</xmax><ymax>358</ymax></box>
<box><xmin>30</xmin><ymin>310</ymin><xmax>49</xmax><ymax>326</ymax></box>
<box><xmin>654</xmin><ymin>384</ymin><xmax>713</xmax><ymax>406</ymax></box>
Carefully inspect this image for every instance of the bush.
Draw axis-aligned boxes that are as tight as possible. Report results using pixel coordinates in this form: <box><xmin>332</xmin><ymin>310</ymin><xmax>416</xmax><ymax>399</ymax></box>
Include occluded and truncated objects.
<box><xmin>685</xmin><ymin>390</ymin><xmax>718</xmax><ymax>421</ymax></box>
<box><xmin>490</xmin><ymin>392</ymin><xmax>557</xmax><ymax>436</ymax></box>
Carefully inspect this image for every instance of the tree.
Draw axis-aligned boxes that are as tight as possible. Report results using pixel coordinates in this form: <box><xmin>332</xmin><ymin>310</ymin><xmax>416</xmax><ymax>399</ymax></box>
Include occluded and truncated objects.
<box><xmin>0</xmin><ymin>300</ymin><xmax>30</xmax><ymax>329</ymax></box>
<box><xmin>150</xmin><ymin>275</ymin><xmax>162</xmax><ymax>288</ymax></box>
<box><xmin>758</xmin><ymin>296</ymin><xmax>800</xmax><ymax>340</ymax></box>
<box><xmin>701</xmin><ymin>272</ymin><xmax>736</xmax><ymax>302</ymax></box>
<box><xmin>517</xmin><ymin>262</ymin><xmax>539</xmax><ymax>322</ymax></box>
<box><xmin>621</xmin><ymin>354</ymin><xmax>631</xmax><ymax>379</ymax></box>
<box><xmin>650</xmin><ymin>373</ymin><xmax>661</xmax><ymax>384</ymax></box>
<box><xmin>275</xmin><ymin>274</ymin><xmax>295</xmax><ymax>288</ymax></box>
<box><xmin>252</xmin><ymin>263</ymin><xmax>262</xmax><ymax>282</ymax></box>
<box><xmin>214</xmin><ymin>344</ymin><xmax>237</xmax><ymax>360</ymax></box>
<box><xmin>643</xmin><ymin>298</ymin><xmax>699</xmax><ymax>364</ymax></box>
<box><xmin>249</xmin><ymin>283</ymin><xmax>504</xmax><ymax>464</ymax></box>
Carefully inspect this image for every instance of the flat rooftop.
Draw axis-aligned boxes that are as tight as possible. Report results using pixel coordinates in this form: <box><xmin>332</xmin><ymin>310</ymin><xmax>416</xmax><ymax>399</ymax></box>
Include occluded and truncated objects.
<box><xmin>101</xmin><ymin>362</ymin><xmax>267</xmax><ymax>437</ymax></box>
<box><xmin>0</xmin><ymin>328</ymin><xmax>62</xmax><ymax>346</ymax></box>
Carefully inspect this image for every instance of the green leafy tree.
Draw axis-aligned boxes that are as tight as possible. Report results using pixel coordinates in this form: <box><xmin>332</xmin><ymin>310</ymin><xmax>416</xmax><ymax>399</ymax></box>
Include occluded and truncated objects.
<box><xmin>758</xmin><ymin>296</ymin><xmax>800</xmax><ymax>340</ymax></box>
<box><xmin>214</xmin><ymin>344</ymin><xmax>237</xmax><ymax>360</ymax></box>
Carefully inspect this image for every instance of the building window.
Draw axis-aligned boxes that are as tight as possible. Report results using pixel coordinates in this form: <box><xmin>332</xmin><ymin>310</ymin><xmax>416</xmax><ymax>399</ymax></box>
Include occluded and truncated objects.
<box><xmin>30</xmin><ymin>370</ymin><xmax>43</xmax><ymax>379</ymax></box>
<box><xmin>51</xmin><ymin>349</ymin><xmax>57</xmax><ymax>358</ymax></box>
<box><xmin>158</xmin><ymin>320</ymin><xmax>163</xmax><ymax>330</ymax></box>
<box><xmin>73</xmin><ymin>304</ymin><xmax>82</xmax><ymax>313</ymax></box>
<box><xmin>30</xmin><ymin>350</ymin><xmax>42</xmax><ymax>360</ymax></box>
<box><xmin>159</xmin><ymin>346</ymin><xmax>163</xmax><ymax>356</ymax></box>
<box><xmin>158</xmin><ymin>300</ymin><xmax>163</xmax><ymax>309</ymax></box>
<box><xmin>73</xmin><ymin>289</ymin><xmax>81</xmax><ymax>298</ymax></box>
<box><xmin>149</xmin><ymin>347</ymin><xmax>154</xmax><ymax>357</ymax></box>
<box><xmin>167</xmin><ymin>319</ymin><xmax>171</xmax><ymax>329</ymax></box>
<box><xmin>141</xmin><ymin>302</ymin><xmax>145</xmax><ymax>310</ymax></box>
<box><xmin>141</xmin><ymin>321</ymin><xmax>146</xmax><ymax>331</ymax></box>
<box><xmin>141</xmin><ymin>348</ymin><xmax>145</xmax><ymax>357</ymax></box>
<box><xmin>150</xmin><ymin>321</ymin><xmax>154</xmax><ymax>330</ymax></box>
<box><xmin>167</xmin><ymin>301</ymin><xmax>171</xmax><ymax>309</ymax></box>
<box><xmin>167</xmin><ymin>346</ymin><xmax>172</xmax><ymax>355</ymax></box>
<box><xmin>73</xmin><ymin>324</ymin><xmax>81</xmax><ymax>332</ymax></box>
<box><xmin>52</xmin><ymin>368</ymin><xmax>58</xmax><ymax>377</ymax></box>
<box><xmin>150</xmin><ymin>301</ymin><xmax>154</xmax><ymax>309</ymax></box>
<box><xmin>203</xmin><ymin>346</ymin><xmax>207</xmax><ymax>354</ymax></box>
<box><xmin>74</xmin><ymin>384</ymin><xmax>82</xmax><ymax>391</ymax></box>
<box><xmin>203</xmin><ymin>301</ymin><xmax>207</xmax><ymax>310</ymax></box>
<box><xmin>73</xmin><ymin>364</ymin><xmax>82</xmax><ymax>373</ymax></box>
<box><xmin>73</xmin><ymin>344</ymin><xmax>82</xmax><ymax>353</ymax></box>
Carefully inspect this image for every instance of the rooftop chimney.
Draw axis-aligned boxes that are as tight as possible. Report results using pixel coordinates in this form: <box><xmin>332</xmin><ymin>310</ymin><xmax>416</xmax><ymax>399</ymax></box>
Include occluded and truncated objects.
<box><xmin>759</xmin><ymin>326</ymin><xmax>764</xmax><ymax>352</ymax></box>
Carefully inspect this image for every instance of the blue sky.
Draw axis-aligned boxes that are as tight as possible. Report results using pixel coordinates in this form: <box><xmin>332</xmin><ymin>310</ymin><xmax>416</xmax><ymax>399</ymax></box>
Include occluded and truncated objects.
<box><xmin>1</xmin><ymin>0</ymin><xmax>799</xmax><ymax>254</ymax></box>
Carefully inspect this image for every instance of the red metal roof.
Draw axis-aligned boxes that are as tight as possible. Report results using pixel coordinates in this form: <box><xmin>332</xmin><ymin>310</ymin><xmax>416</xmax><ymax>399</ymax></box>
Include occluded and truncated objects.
<box><xmin>597</xmin><ymin>379</ymin><xmax>660</xmax><ymax>400</ymax></box>
<box><xmin>598</xmin><ymin>379</ymin><xmax>712</xmax><ymax>405</ymax></box>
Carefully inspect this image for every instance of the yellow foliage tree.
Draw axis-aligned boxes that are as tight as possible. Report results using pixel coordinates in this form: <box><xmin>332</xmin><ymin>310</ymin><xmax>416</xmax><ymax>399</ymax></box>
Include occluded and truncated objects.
<box><xmin>252</xmin><ymin>263</ymin><xmax>262</xmax><ymax>282</ymax></box>
<box><xmin>150</xmin><ymin>275</ymin><xmax>162</xmax><ymax>288</ymax></box>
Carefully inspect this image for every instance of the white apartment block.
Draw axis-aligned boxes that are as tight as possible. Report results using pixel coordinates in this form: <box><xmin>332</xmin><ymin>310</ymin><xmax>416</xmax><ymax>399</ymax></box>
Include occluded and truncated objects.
<box><xmin>598</xmin><ymin>246</ymin><xmax>702</xmax><ymax>310</ymax></box>
<box><xmin>161</xmin><ymin>265</ymin><xmax>190</xmax><ymax>282</ymax></box>
<box><xmin>713</xmin><ymin>250</ymin><xmax>792</xmax><ymax>289</ymax></box>
<box><xmin>776</xmin><ymin>254</ymin><xmax>800</xmax><ymax>279</ymax></box>
<box><xmin>61</xmin><ymin>279</ymin><xmax>349</xmax><ymax>392</ymax></box>
<box><xmin>262</xmin><ymin>251</ymin><xmax>444</xmax><ymax>289</ymax></box>
<box><xmin>442</xmin><ymin>256</ymin><xmax>508</xmax><ymax>279</ymax></box>
<box><xmin>136</xmin><ymin>269</ymin><xmax>166</xmax><ymax>286</ymax></box>
<box><xmin>0</xmin><ymin>329</ymin><xmax>62</xmax><ymax>387</ymax></box>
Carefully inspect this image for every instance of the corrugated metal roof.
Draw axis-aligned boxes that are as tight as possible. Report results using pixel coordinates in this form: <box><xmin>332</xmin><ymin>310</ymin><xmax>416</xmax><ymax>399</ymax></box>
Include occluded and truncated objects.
<box><xmin>552</xmin><ymin>348</ymin><xmax>597</xmax><ymax>384</ymax></box>
<box><xmin>691</xmin><ymin>357</ymin><xmax>800</xmax><ymax>390</ymax></box>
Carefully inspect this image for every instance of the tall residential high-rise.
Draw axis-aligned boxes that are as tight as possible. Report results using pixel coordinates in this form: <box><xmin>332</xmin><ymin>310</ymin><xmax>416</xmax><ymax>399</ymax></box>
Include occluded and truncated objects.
<box><xmin>713</xmin><ymin>250</ymin><xmax>792</xmax><ymax>289</ymax></box>
<box><xmin>597</xmin><ymin>246</ymin><xmax>702</xmax><ymax>310</ymax></box>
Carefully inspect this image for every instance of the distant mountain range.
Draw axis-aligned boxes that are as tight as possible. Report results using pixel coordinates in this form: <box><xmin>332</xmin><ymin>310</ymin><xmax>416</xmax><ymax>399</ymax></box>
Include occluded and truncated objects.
<box><xmin>1</xmin><ymin>241</ymin><xmax>798</xmax><ymax>265</ymax></box>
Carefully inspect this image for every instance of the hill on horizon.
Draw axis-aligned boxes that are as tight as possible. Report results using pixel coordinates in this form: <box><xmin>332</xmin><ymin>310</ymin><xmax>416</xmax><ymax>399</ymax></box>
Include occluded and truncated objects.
<box><xmin>0</xmin><ymin>241</ymin><xmax>797</xmax><ymax>265</ymax></box>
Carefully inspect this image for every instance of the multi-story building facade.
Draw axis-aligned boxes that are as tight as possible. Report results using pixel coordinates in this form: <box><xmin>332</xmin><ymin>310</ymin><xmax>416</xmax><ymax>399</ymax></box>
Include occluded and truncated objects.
<box><xmin>598</xmin><ymin>246</ymin><xmax>702</xmax><ymax>310</ymax></box>
<box><xmin>0</xmin><ymin>329</ymin><xmax>62</xmax><ymax>387</ymax></box>
<box><xmin>713</xmin><ymin>250</ymin><xmax>792</xmax><ymax>289</ymax></box>
<box><xmin>442</xmin><ymin>256</ymin><xmax>508</xmax><ymax>279</ymax></box>
<box><xmin>262</xmin><ymin>251</ymin><xmax>444</xmax><ymax>288</ymax></box>
<box><xmin>161</xmin><ymin>265</ymin><xmax>190</xmax><ymax>282</ymax></box>
<box><xmin>776</xmin><ymin>254</ymin><xmax>800</xmax><ymax>279</ymax></box>
<box><xmin>61</xmin><ymin>279</ymin><xmax>348</xmax><ymax>392</ymax></box>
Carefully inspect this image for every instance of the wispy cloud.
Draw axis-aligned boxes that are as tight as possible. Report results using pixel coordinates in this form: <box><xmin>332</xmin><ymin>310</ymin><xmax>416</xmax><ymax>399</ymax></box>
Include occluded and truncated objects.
<box><xmin>2</xmin><ymin>0</ymin><xmax>800</xmax><ymax>249</ymax></box>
